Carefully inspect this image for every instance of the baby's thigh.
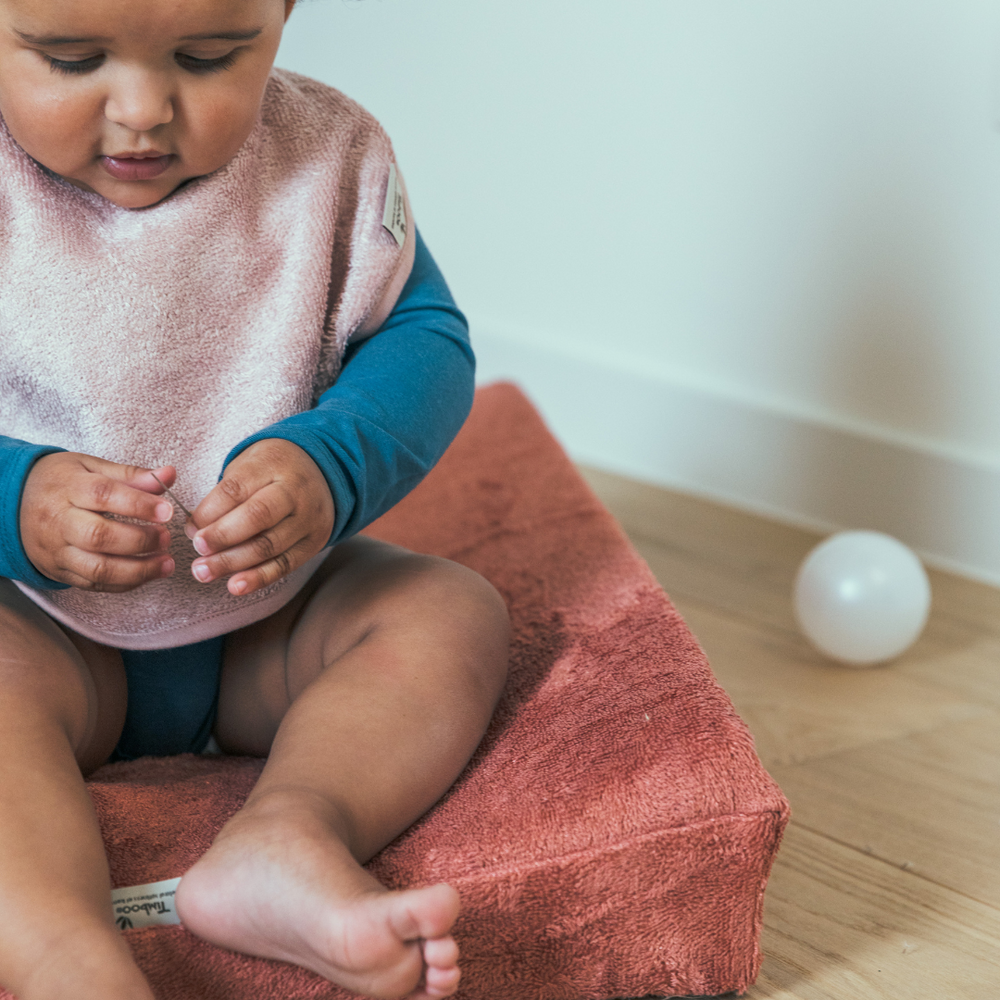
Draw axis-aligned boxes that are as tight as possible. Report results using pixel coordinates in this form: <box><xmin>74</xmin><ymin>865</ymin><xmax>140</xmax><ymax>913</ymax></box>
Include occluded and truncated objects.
<box><xmin>216</xmin><ymin>536</ymin><xmax>509</xmax><ymax>754</ymax></box>
<box><xmin>0</xmin><ymin>579</ymin><xmax>126</xmax><ymax>772</ymax></box>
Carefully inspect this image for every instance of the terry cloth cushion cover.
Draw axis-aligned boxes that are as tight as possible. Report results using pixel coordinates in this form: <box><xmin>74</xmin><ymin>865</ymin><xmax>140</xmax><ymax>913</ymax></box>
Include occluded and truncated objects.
<box><xmin>30</xmin><ymin>383</ymin><xmax>789</xmax><ymax>1000</ymax></box>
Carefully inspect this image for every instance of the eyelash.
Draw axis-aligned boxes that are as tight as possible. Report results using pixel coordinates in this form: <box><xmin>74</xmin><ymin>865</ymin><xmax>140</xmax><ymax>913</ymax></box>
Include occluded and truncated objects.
<box><xmin>44</xmin><ymin>51</ymin><xmax>238</xmax><ymax>76</ymax></box>
<box><xmin>45</xmin><ymin>55</ymin><xmax>103</xmax><ymax>75</ymax></box>
<box><xmin>175</xmin><ymin>52</ymin><xmax>239</xmax><ymax>74</ymax></box>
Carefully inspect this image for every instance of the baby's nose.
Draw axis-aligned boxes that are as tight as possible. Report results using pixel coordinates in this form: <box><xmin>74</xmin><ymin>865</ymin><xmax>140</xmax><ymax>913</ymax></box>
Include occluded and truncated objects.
<box><xmin>104</xmin><ymin>72</ymin><xmax>174</xmax><ymax>133</ymax></box>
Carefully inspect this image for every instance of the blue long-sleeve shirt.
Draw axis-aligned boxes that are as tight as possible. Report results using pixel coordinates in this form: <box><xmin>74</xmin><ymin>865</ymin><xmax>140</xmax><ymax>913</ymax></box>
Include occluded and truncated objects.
<box><xmin>0</xmin><ymin>231</ymin><xmax>472</xmax><ymax>590</ymax></box>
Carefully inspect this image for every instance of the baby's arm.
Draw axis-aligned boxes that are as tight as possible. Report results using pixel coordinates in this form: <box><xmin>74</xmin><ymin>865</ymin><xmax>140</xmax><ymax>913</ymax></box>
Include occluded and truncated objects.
<box><xmin>185</xmin><ymin>231</ymin><xmax>474</xmax><ymax>596</ymax></box>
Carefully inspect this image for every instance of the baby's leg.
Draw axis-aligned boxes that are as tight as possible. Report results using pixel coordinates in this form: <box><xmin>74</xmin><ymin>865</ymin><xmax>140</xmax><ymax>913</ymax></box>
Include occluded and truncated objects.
<box><xmin>0</xmin><ymin>580</ymin><xmax>154</xmax><ymax>1000</ymax></box>
<box><xmin>176</xmin><ymin>538</ymin><xmax>509</xmax><ymax>1000</ymax></box>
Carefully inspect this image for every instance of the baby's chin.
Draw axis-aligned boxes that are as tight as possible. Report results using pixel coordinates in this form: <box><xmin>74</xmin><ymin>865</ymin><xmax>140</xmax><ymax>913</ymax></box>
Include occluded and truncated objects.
<box><xmin>61</xmin><ymin>169</ymin><xmax>193</xmax><ymax>209</ymax></box>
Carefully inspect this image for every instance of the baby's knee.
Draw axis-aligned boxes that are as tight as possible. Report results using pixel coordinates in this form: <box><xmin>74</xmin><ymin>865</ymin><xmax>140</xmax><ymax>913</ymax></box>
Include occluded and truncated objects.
<box><xmin>420</xmin><ymin>555</ymin><xmax>507</xmax><ymax>622</ymax></box>
<box><xmin>0</xmin><ymin>577</ymin><xmax>73</xmax><ymax>670</ymax></box>
<box><xmin>0</xmin><ymin>578</ymin><xmax>125</xmax><ymax>769</ymax></box>
<box><xmin>399</xmin><ymin>556</ymin><xmax>510</xmax><ymax>684</ymax></box>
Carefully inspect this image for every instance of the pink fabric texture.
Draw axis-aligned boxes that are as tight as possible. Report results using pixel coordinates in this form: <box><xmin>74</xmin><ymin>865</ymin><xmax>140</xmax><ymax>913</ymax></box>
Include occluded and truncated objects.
<box><xmin>1</xmin><ymin>69</ymin><xmax>414</xmax><ymax>650</ymax></box>
<box><xmin>36</xmin><ymin>383</ymin><xmax>788</xmax><ymax>1000</ymax></box>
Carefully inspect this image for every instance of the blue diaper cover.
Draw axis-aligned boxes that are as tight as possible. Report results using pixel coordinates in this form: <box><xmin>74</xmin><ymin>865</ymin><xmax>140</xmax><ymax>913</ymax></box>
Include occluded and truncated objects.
<box><xmin>111</xmin><ymin>635</ymin><xmax>225</xmax><ymax>761</ymax></box>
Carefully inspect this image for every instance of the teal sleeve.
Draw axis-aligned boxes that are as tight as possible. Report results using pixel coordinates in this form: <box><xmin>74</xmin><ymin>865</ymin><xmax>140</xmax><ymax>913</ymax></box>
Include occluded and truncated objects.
<box><xmin>0</xmin><ymin>439</ymin><xmax>69</xmax><ymax>588</ymax></box>
<box><xmin>222</xmin><ymin>230</ymin><xmax>474</xmax><ymax>544</ymax></box>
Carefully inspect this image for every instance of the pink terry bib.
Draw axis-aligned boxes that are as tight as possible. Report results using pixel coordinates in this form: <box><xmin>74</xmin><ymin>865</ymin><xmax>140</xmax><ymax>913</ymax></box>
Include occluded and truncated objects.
<box><xmin>0</xmin><ymin>69</ymin><xmax>414</xmax><ymax>649</ymax></box>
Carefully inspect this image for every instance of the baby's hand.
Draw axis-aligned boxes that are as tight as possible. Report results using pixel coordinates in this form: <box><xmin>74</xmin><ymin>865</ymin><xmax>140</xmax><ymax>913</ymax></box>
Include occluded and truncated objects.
<box><xmin>186</xmin><ymin>439</ymin><xmax>334</xmax><ymax>596</ymax></box>
<box><xmin>21</xmin><ymin>454</ymin><xmax>177</xmax><ymax>592</ymax></box>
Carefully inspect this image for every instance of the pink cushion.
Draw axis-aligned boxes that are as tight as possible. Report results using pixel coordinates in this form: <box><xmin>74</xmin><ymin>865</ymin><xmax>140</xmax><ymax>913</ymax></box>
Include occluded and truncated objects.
<box><xmin>39</xmin><ymin>384</ymin><xmax>788</xmax><ymax>999</ymax></box>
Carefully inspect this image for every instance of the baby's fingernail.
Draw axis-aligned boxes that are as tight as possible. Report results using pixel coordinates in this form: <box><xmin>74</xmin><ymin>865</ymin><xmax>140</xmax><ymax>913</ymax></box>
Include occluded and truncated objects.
<box><xmin>161</xmin><ymin>558</ymin><xmax>175</xmax><ymax>578</ymax></box>
<box><xmin>232</xmin><ymin>579</ymin><xmax>248</xmax><ymax>595</ymax></box>
<box><xmin>155</xmin><ymin>502</ymin><xmax>173</xmax><ymax>522</ymax></box>
<box><xmin>184</xmin><ymin>521</ymin><xmax>198</xmax><ymax>540</ymax></box>
<box><xmin>193</xmin><ymin>535</ymin><xmax>210</xmax><ymax>556</ymax></box>
<box><xmin>193</xmin><ymin>563</ymin><xmax>211</xmax><ymax>583</ymax></box>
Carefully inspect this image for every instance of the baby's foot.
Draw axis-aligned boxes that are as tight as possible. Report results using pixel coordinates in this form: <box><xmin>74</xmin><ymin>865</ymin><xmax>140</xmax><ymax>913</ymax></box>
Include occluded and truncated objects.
<box><xmin>175</xmin><ymin>793</ymin><xmax>461</xmax><ymax>1000</ymax></box>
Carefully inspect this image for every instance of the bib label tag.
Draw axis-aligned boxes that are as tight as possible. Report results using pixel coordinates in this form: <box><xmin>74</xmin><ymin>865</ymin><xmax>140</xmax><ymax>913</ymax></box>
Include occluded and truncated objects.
<box><xmin>382</xmin><ymin>164</ymin><xmax>407</xmax><ymax>248</ymax></box>
<box><xmin>111</xmin><ymin>877</ymin><xmax>182</xmax><ymax>930</ymax></box>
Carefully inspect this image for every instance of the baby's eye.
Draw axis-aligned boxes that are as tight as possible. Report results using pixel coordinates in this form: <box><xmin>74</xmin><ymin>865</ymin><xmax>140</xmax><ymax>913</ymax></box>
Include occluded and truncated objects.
<box><xmin>175</xmin><ymin>51</ymin><xmax>238</xmax><ymax>74</ymax></box>
<box><xmin>45</xmin><ymin>54</ymin><xmax>104</xmax><ymax>76</ymax></box>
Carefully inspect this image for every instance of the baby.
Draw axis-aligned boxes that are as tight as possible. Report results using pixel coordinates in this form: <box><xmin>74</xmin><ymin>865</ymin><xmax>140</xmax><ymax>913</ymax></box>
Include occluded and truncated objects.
<box><xmin>0</xmin><ymin>0</ymin><xmax>510</xmax><ymax>999</ymax></box>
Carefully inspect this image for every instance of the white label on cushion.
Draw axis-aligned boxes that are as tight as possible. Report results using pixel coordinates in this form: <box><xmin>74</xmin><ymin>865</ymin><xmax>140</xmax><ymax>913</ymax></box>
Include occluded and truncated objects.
<box><xmin>382</xmin><ymin>164</ymin><xmax>407</xmax><ymax>247</ymax></box>
<box><xmin>111</xmin><ymin>877</ymin><xmax>182</xmax><ymax>930</ymax></box>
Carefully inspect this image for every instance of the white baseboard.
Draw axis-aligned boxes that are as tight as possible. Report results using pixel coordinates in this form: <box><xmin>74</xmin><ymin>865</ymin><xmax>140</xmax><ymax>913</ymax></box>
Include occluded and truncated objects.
<box><xmin>473</xmin><ymin>324</ymin><xmax>1000</xmax><ymax>587</ymax></box>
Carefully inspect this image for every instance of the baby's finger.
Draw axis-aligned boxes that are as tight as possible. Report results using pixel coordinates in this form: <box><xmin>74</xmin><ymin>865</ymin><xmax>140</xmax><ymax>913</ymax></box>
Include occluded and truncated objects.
<box><xmin>189</xmin><ymin>462</ymin><xmax>275</xmax><ymax>535</ymax></box>
<box><xmin>191</xmin><ymin>483</ymin><xmax>295</xmax><ymax>557</ymax></box>
<box><xmin>79</xmin><ymin>457</ymin><xmax>178</xmax><ymax>495</ymax></box>
<box><xmin>224</xmin><ymin>536</ymin><xmax>316</xmax><ymax>595</ymax></box>
<box><xmin>72</xmin><ymin>471</ymin><xmax>175</xmax><ymax>524</ymax></box>
<box><xmin>132</xmin><ymin>465</ymin><xmax>178</xmax><ymax>496</ymax></box>
<box><xmin>190</xmin><ymin>520</ymin><xmax>306</xmax><ymax>585</ymax></box>
<box><xmin>64</xmin><ymin>510</ymin><xmax>171</xmax><ymax>557</ymax></box>
<box><xmin>57</xmin><ymin>548</ymin><xmax>175</xmax><ymax>593</ymax></box>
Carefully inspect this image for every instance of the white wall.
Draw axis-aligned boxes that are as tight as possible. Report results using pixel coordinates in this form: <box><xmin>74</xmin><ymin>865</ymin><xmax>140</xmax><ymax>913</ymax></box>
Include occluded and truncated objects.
<box><xmin>278</xmin><ymin>0</ymin><xmax>1000</xmax><ymax>584</ymax></box>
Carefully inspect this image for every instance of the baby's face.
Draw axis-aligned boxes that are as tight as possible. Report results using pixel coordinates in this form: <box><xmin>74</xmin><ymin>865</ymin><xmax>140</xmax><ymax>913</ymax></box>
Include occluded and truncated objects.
<box><xmin>0</xmin><ymin>0</ymin><xmax>294</xmax><ymax>208</ymax></box>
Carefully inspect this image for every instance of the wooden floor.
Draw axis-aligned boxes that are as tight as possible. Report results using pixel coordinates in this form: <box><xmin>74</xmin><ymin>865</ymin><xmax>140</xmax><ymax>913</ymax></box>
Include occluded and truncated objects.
<box><xmin>579</xmin><ymin>467</ymin><xmax>1000</xmax><ymax>1000</ymax></box>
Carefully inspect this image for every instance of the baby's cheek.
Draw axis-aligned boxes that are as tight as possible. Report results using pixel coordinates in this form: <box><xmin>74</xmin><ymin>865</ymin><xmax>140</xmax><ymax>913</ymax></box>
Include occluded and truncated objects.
<box><xmin>181</xmin><ymin>86</ymin><xmax>266</xmax><ymax>175</ymax></box>
<box><xmin>0</xmin><ymin>84</ymin><xmax>100</xmax><ymax>178</ymax></box>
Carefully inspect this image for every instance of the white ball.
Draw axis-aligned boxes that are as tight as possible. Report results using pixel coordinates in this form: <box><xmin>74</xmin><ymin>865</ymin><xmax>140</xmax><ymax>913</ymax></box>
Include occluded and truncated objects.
<box><xmin>793</xmin><ymin>530</ymin><xmax>931</xmax><ymax>666</ymax></box>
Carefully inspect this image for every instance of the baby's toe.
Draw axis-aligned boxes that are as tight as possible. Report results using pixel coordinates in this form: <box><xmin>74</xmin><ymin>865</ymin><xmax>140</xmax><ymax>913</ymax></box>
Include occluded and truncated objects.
<box><xmin>388</xmin><ymin>885</ymin><xmax>460</xmax><ymax>944</ymax></box>
<box><xmin>422</xmin><ymin>936</ymin><xmax>459</xmax><ymax>969</ymax></box>
<box><xmin>423</xmin><ymin>964</ymin><xmax>461</xmax><ymax>997</ymax></box>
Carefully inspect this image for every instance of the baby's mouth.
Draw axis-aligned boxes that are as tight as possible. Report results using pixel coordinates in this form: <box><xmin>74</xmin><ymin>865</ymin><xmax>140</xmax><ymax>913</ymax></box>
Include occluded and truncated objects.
<box><xmin>100</xmin><ymin>153</ymin><xmax>174</xmax><ymax>182</ymax></box>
